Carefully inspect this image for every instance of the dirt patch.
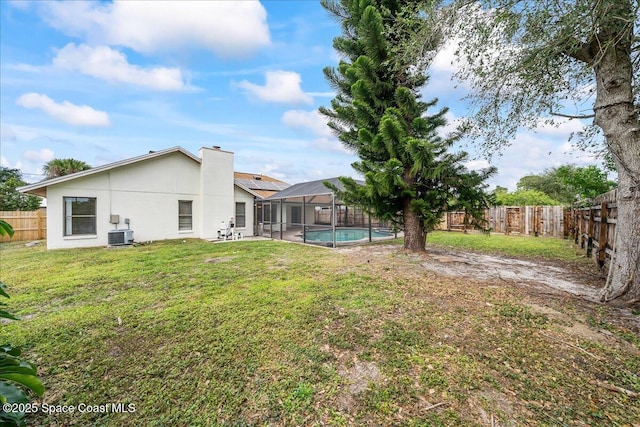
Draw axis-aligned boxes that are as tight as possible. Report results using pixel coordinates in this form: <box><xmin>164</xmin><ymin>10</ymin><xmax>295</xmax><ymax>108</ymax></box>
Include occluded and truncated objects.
<box><xmin>336</xmin><ymin>359</ymin><xmax>383</xmax><ymax>411</ymax></box>
<box><xmin>468</xmin><ymin>389</ymin><xmax>517</xmax><ymax>427</ymax></box>
<box><xmin>337</xmin><ymin>244</ymin><xmax>640</xmax><ymax>333</ymax></box>
<box><xmin>422</xmin><ymin>249</ymin><xmax>603</xmax><ymax>301</ymax></box>
<box><xmin>319</xmin><ymin>340</ymin><xmax>385</xmax><ymax>413</ymax></box>
<box><xmin>526</xmin><ymin>302</ymin><xmax>622</xmax><ymax>347</ymax></box>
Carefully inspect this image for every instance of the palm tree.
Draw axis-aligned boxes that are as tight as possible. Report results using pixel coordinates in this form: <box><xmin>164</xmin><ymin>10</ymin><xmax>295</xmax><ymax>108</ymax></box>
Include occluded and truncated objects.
<box><xmin>42</xmin><ymin>158</ymin><xmax>91</xmax><ymax>179</ymax></box>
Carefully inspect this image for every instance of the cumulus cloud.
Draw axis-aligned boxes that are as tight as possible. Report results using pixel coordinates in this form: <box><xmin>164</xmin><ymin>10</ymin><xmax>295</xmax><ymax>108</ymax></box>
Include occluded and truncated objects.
<box><xmin>40</xmin><ymin>1</ymin><xmax>270</xmax><ymax>57</ymax></box>
<box><xmin>532</xmin><ymin>117</ymin><xmax>586</xmax><ymax>138</ymax></box>
<box><xmin>281</xmin><ymin>109</ymin><xmax>349</xmax><ymax>153</ymax></box>
<box><xmin>53</xmin><ymin>44</ymin><xmax>188</xmax><ymax>91</ymax></box>
<box><xmin>1</xmin><ymin>156</ymin><xmax>22</xmax><ymax>170</ymax></box>
<box><xmin>432</xmin><ymin>38</ymin><xmax>462</xmax><ymax>74</ymax></box>
<box><xmin>282</xmin><ymin>109</ymin><xmax>333</xmax><ymax>137</ymax></box>
<box><xmin>464</xmin><ymin>159</ymin><xmax>492</xmax><ymax>171</ymax></box>
<box><xmin>436</xmin><ymin>111</ymin><xmax>466</xmax><ymax>137</ymax></box>
<box><xmin>484</xmin><ymin>131</ymin><xmax>600</xmax><ymax>190</ymax></box>
<box><xmin>16</xmin><ymin>93</ymin><xmax>110</xmax><ymax>127</ymax></box>
<box><xmin>23</xmin><ymin>148</ymin><xmax>55</xmax><ymax>163</ymax></box>
<box><xmin>238</xmin><ymin>71</ymin><xmax>314</xmax><ymax>105</ymax></box>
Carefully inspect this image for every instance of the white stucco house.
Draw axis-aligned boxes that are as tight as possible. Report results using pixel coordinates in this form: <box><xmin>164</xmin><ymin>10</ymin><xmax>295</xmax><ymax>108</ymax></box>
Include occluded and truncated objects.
<box><xmin>18</xmin><ymin>146</ymin><xmax>289</xmax><ymax>249</ymax></box>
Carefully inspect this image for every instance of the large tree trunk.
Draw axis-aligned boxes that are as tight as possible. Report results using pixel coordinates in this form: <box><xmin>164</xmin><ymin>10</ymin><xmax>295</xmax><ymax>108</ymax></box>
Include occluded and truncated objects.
<box><xmin>591</xmin><ymin>11</ymin><xmax>640</xmax><ymax>306</ymax></box>
<box><xmin>403</xmin><ymin>197</ymin><xmax>426</xmax><ymax>252</ymax></box>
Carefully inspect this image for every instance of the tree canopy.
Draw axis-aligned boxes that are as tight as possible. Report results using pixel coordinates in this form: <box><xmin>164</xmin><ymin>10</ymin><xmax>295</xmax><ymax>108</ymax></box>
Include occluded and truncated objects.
<box><xmin>493</xmin><ymin>187</ymin><xmax>562</xmax><ymax>206</ymax></box>
<box><xmin>43</xmin><ymin>158</ymin><xmax>91</xmax><ymax>179</ymax></box>
<box><xmin>0</xmin><ymin>167</ymin><xmax>42</xmax><ymax>211</ymax></box>
<box><xmin>412</xmin><ymin>0</ymin><xmax>639</xmax><ymax>304</ymax></box>
<box><xmin>320</xmin><ymin>0</ymin><xmax>495</xmax><ymax>251</ymax></box>
<box><xmin>517</xmin><ymin>165</ymin><xmax>617</xmax><ymax>205</ymax></box>
<box><xmin>435</xmin><ymin>0</ymin><xmax>640</xmax><ymax>160</ymax></box>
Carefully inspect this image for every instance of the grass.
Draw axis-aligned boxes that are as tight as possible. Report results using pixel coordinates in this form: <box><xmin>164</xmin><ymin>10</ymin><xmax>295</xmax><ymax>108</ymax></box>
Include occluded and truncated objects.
<box><xmin>0</xmin><ymin>235</ymin><xmax>638</xmax><ymax>426</ymax></box>
<box><xmin>425</xmin><ymin>231</ymin><xmax>585</xmax><ymax>260</ymax></box>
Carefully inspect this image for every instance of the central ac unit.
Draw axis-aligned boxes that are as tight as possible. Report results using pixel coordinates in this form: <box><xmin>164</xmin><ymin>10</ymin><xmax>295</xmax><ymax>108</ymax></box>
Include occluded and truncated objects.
<box><xmin>108</xmin><ymin>229</ymin><xmax>134</xmax><ymax>246</ymax></box>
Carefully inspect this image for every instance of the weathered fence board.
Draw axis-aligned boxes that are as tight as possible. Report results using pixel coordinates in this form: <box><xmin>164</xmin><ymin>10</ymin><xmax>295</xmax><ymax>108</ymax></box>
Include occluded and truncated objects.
<box><xmin>565</xmin><ymin>189</ymin><xmax>617</xmax><ymax>270</ymax></box>
<box><xmin>437</xmin><ymin>206</ymin><xmax>566</xmax><ymax>237</ymax></box>
<box><xmin>0</xmin><ymin>209</ymin><xmax>46</xmax><ymax>242</ymax></box>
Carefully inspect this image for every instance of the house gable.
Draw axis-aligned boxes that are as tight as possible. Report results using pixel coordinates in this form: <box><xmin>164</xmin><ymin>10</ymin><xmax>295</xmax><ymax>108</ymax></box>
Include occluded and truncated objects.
<box><xmin>44</xmin><ymin>151</ymin><xmax>204</xmax><ymax>249</ymax></box>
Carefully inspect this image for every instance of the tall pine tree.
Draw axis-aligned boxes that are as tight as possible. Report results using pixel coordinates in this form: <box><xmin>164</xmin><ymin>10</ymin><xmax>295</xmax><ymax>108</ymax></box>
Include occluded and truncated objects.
<box><xmin>320</xmin><ymin>0</ymin><xmax>495</xmax><ymax>252</ymax></box>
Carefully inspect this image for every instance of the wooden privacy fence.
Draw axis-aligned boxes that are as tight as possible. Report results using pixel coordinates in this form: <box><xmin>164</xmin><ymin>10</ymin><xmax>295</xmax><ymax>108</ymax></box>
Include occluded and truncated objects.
<box><xmin>0</xmin><ymin>209</ymin><xmax>46</xmax><ymax>242</ymax></box>
<box><xmin>437</xmin><ymin>206</ymin><xmax>567</xmax><ymax>237</ymax></box>
<box><xmin>565</xmin><ymin>190</ymin><xmax>617</xmax><ymax>269</ymax></box>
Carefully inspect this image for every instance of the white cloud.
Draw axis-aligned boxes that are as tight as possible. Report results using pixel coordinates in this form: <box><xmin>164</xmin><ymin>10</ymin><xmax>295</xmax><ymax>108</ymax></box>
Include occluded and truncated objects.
<box><xmin>1</xmin><ymin>156</ymin><xmax>22</xmax><ymax>170</ymax></box>
<box><xmin>437</xmin><ymin>111</ymin><xmax>465</xmax><ymax>137</ymax></box>
<box><xmin>282</xmin><ymin>109</ymin><xmax>350</xmax><ymax>153</ymax></box>
<box><xmin>311</xmin><ymin>137</ymin><xmax>350</xmax><ymax>154</ymax></box>
<box><xmin>282</xmin><ymin>109</ymin><xmax>333</xmax><ymax>137</ymax></box>
<box><xmin>40</xmin><ymin>1</ymin><xmax>270</xmax><ymax>57</ymax></box>
<box><xmin>23</xmin><ymin>148</ymin><xmax>55</xmax><ymax>163</ymax></box>
<box><xmin>432</xmin><ymin>38</ymin><xmax>461</xmax><ymax>74</ymax></box>
<box><xmin>485</xmin><ymin>131</ymin><xmax>600</xmax><ymax>190</ymax></box>
<box><xmin>53</xmin><ymin>44</ymin><xmax>188</xmax><ymax>91</ymax></box>
<box><xmin>532</xmin><ymin>117</ymin><xmax>586</xmax><ymax>138</ymax></box>
<box><xmin>464</xmin><ymin>159</ymin><xmax>491</xmax><ymax>171</ymax></box>
<box><xmin>16</xmin><ymin>93</ymin><xmax>110</xmax><ymax>127</ymax></box>
<box><xmin>238</xmin><ymin>71</ymin><xmax>314</xmax><ymax>105</ymax></box>
<box><xmin>306</xmin><ymin>91</ymin><xmax>336</xmax><ymax>98</ymax></box>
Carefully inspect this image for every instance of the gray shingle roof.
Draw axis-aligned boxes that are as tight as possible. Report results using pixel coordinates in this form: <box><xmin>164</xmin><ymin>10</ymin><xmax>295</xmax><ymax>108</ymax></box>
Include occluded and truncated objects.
<box><xmin>267</xmin><ymin>177</ymin><xmax>363</xmax><ymax>200</ymax></box>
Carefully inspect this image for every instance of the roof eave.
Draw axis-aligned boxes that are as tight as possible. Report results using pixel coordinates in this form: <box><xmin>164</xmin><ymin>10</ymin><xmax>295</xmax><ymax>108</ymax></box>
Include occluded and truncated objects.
<box><xmin>17</xmin><ymin>146</ymin><xmax>201</xmax><ymax>195</ymax></box>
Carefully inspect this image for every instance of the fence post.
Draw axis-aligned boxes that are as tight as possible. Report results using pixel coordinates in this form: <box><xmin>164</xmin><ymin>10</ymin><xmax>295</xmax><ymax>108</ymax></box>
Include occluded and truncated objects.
<box><xmin>586</xmin><ymin>207</ymin><xmax>595</xmax><ymax>257</ymax></box>
<box><xmin>597</xmin><ymin>201</ymin><xmax>608</xmax><ymax>269</ymax></box>
<box><xmin>37</xmin><ymin>208</ymin><xmax>44</xmax><ymax>240</ymax></box>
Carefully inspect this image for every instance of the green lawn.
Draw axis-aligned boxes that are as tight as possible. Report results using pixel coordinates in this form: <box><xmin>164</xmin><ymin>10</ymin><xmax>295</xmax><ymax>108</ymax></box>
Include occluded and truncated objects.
<box><xmin>426</xmin><ymin>231</ymin><xmax>583</xmax><ymax>260</ymax></box>
<box><xmin>0</xmin><ymin>236</ymin><xmax>638</xmax><ymax>426</ymax></box>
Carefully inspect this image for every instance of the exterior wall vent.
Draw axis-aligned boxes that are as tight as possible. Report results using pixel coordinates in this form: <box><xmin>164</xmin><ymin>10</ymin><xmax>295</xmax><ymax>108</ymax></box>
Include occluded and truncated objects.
<box><xmin>108</xmin><ymin>229</ymin><xmax>134</xmax><ymax>246</ymax></box>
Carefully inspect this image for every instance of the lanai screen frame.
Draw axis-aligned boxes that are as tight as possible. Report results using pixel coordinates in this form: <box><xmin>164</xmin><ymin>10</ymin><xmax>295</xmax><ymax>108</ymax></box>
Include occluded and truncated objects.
<box><xmin>260</xmin><ymin>178</ymin><xmax>391</xmax><ymax>248</ymax></box>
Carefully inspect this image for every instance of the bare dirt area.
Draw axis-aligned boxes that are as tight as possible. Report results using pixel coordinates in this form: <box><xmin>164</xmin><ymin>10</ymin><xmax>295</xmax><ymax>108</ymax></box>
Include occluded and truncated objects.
<box><xmin>329</xmin><ymin>243</ymin><xmax>640</xmax><ymax>425</ymax></box>
<box><xmin>337</xmin><ymin>243</ymin><xmax>640</xmax><ymax>334</ymax></box>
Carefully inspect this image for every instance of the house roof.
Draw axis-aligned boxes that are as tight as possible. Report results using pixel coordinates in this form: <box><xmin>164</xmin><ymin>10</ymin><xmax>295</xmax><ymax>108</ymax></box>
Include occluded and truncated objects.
<box><xmin>266</xmin><ymin>177</ymin><xmax>363</xmax><ymax>201</ymax></box>
<box><xmin>18</xmin><ymin>146</ymin><xmax>201</xmax><ymax>197</ymax></box>
<box><xmin>234</xmin><ymin>172</ymin><xmax>290</xmax><ymax>200</ymax></box>
<box><xmin>18</xmin><ymin>146</ymin><xmax>290</xmax><ymax>201</ymax></box>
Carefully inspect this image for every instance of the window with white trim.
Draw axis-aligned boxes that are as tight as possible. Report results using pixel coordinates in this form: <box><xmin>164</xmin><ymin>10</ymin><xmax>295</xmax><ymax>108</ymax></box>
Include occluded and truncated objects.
<box><xmin>235</xmin><ymin>202</ymin><xmax>246</xmax><ymax>228</ymax></box>
<box><xmin>64</xmin><ymin>197</ymin><xmax>97</xmax><ymax>236</ymax></box>
<box><xmin>178</xmin><ymin>200</ymin><xmax>193</xmax><ymax>231</ymax></box>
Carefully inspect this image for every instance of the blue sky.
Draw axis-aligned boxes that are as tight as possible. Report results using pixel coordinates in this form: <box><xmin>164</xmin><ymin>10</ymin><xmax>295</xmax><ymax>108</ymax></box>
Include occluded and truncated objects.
<box><xmin>0</xmin><ymin>0</ymin><xmax>599</xmax><ymax>189</ymax></box>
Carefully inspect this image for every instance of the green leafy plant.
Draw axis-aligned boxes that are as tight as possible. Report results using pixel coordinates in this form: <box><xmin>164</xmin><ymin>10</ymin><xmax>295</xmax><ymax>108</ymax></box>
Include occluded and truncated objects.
<box><xmin>0</xmin><ymin>221</ymin><xmax>44</xmax><ymax>427</ymax></box>
<box><xmin>0</xmin><ymin>220</ymin><xmax>14</xmax><ymax>239</ymax></box>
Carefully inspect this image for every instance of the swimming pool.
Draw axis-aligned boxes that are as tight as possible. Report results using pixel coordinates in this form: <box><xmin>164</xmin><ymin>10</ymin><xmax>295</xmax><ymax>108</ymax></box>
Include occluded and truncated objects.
<box><xmin>304</xmin><ymin>228</ymin><xmax>394</xmax><ymax>243</ymax></box>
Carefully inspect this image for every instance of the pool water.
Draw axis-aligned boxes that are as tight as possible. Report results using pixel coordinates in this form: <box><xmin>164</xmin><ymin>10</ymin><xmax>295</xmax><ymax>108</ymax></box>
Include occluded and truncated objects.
<box><xmin>304</xmin><ymin>228</ymin><xmax>394</xmax><ymax>242</ymax></box>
